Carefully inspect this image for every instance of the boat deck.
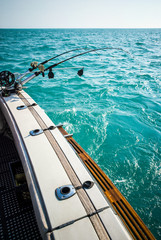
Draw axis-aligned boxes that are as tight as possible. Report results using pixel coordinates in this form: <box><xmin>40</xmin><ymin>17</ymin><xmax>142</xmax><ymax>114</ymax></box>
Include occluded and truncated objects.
<box><xmin>0</xmin><ymin>134</ymin><xmax>42</xmax><ymax>240</ymax></box>
<box><xmin>0</xmin><ymin>90</ymin><xmax>155</xmax><ymax>240</ymax></box>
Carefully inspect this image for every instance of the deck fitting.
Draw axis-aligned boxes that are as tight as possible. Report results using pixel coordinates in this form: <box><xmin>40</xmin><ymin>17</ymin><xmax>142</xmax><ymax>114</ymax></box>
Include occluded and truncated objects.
<box><xmin>64</xmin><ymin>134</ymin><xmax>73</xmax><ymax>139</ymax></box>
<box><xmin>17</xmin><ymin>103</ymin><xmax>37</xmax><ymax>110</ymax></box>
<box><xmin>55</xmin><ymin>185</ymin><xmax>76</xmax><ymax>200</ymax></box>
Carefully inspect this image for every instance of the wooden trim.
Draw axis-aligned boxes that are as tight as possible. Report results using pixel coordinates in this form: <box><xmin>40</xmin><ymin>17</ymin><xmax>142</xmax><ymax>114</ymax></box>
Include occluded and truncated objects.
<box><xmin>58</xmin><ymin>127</ymin><xmax>155</xmax><ymax>240</ymax></box>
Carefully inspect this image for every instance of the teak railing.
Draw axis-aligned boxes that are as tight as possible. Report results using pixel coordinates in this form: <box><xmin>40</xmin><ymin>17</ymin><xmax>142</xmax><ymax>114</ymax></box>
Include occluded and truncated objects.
<box><xmin>58</xmin><ymin>126</ymin><xmax>155</xmax><ymax>240</ymax></box>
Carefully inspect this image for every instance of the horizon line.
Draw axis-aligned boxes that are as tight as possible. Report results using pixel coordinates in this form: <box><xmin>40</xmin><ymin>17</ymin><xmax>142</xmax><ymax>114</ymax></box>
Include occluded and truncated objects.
<box><xmin>0</xmin><ymin>27</ymin><xmax>161</xmax><ymax>30</ymax></box>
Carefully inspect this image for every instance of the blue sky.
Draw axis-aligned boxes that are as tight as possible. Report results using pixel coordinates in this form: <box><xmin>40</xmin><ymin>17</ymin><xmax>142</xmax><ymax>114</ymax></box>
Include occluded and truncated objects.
<box><xmin>0</xmin><ymin>0</ymin><xmax>161</xmax><ymax>28</ymax></box>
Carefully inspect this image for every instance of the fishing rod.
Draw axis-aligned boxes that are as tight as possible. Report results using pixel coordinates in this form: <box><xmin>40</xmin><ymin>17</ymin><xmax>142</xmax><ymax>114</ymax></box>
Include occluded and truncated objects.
<box><xmin>33</xmin><ymin>47</ymin><xmax>130</xmax><ymax>76</ymax></box>
<box><xmin>20</xmin><ymin>46</ymin><xmax>131</xmax><ymax>86</ymax></box>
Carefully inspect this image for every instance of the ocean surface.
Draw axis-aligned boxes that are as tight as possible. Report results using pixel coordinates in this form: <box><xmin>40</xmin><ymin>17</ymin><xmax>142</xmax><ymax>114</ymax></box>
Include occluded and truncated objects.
<box><xmin>0</xmin><ymin>28</ymin><xmax>161</xmax><ymax>238</ymax></box>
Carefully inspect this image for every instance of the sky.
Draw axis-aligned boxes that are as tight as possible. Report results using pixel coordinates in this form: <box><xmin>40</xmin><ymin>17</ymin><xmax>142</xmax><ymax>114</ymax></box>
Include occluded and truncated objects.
<box><xmin>0</xmin><ymin>0</ymin><xmax>161</xmax><ymax>28</ymax></box>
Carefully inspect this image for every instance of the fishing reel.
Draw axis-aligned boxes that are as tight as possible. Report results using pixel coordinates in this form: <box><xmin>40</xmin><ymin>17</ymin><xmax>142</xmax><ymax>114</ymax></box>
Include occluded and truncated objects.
<box><xmin>48</xmin><ymin>68</ymin><xmax>54</xmax><ymax>79</ymax></box>
<box><xmin>0</xmin><ymin>71</ymin><xmax>15</xmax><ymax>88</ymax></box>
<box><xmin>77</xmin><ymin>68</ymin><xmax>84</xmax><ymax>76</ymax></box>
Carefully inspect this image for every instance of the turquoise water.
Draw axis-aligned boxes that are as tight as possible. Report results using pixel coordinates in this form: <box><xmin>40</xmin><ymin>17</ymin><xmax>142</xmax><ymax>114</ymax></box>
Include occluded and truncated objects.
<box><xmin>0</xmin><ymin>28</ymin><xmax>161</xmax><ymax>238</ymax></box>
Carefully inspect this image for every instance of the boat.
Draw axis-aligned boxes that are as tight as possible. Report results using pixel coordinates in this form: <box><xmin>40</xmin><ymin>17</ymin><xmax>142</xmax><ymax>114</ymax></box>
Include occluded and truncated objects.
<box><xmin>0</xmin><ymin>48</ymin><xmax>155</xmax><ymax>239</ymax></box>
